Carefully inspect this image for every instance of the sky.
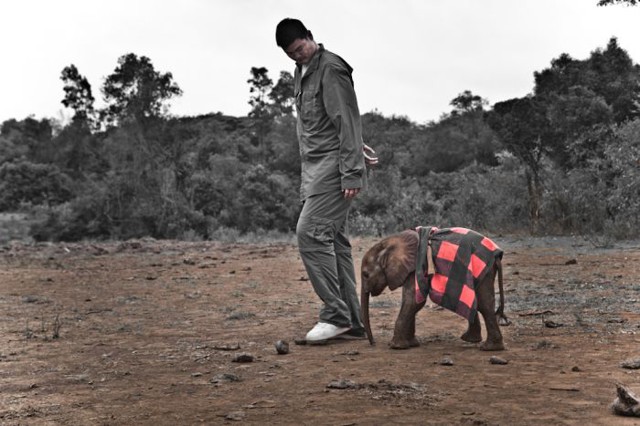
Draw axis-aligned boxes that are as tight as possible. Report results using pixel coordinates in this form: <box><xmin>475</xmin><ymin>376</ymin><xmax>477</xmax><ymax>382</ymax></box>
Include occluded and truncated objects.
<box><xmin>2</xmin><ymin>0</ymin><xmax>640</xmax><ymax>126</ymax></box>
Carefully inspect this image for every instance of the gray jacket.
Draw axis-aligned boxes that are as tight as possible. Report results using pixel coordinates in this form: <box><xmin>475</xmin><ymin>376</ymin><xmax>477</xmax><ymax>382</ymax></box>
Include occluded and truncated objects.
<box><xmin>293</xmin><ymin>44</ymin><xmax>367</xmax><ymax>200</ymax></box>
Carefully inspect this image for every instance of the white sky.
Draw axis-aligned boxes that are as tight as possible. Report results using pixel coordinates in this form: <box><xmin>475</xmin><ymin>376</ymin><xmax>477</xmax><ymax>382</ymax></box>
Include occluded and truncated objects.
<box><xmin>1</xmin><ymin>0</ymin><xmax>639</xmax><ymax>125</ymax></box>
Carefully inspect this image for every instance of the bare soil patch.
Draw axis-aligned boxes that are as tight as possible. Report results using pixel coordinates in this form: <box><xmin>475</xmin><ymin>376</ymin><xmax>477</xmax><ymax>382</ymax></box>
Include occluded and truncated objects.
<box><xmin>2</xmin><ymin>236</ymin><xmax>640</xmax><ymax>425</ymax></box>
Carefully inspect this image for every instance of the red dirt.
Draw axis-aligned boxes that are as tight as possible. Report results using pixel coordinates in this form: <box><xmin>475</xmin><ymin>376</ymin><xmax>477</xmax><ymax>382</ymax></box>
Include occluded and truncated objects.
<box><xmin>2</xmin><ymin>236</ymin><xmax>640</xmax><ymax>425</ymax></box>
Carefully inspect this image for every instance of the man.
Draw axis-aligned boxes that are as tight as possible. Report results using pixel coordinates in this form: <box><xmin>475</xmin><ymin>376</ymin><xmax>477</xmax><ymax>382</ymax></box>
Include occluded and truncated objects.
<box><xmin>275</xmin><ymin>18</ymin><xmax>378</xmax><ymax>342</ymax></box>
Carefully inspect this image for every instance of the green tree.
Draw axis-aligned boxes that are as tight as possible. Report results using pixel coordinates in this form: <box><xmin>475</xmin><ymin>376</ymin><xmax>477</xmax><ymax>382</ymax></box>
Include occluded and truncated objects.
<box><xmin>231</xmin><ymin>164</ymin><xmax>298</xmax><ymax>233</ymax></box>
<box><xmin>266</xmin><ymin>114</ymin><xmax>300</xmax><ymax>176</ymax></box>
<box><xmin>531</xmin><ymin>37</ymin><xmax>640</xmax><ymax>169</ymax></box>
<box><xmin>269</xmin><ymin>71</ymin><xmax>295</xmax><ymax>116</ymax></box>
<box><xmin>486</xmin><ymin>96</ymin><xmax>551</xmax><ymax>233</ymax></box>
<box><xmin>102</xmin><ymin>53</ymin><xmax>182</xmax><ymax>125</ymax></box>
<box><xmin>534</xmin><ymin>38</ymin><xmax>640</xmax><ymax>124</ymax></box>
<box><xmin>449</xmin><ymin>90</ymin><xmax>488</xmax><ymax>116</ymax></box>
<box><xmin>588</xmin><ymin>38</ymin><xmax>640</xmax><ymax>122</ymax></box>
<box><xmin>247</xmin><ymin>66</ymin><xmax>274</xmax><ymax>162</ymax></box>
<box><xmin>0</xmin><ymin>118</ymin><xmax>54</xmax><ymax>164</ymax></box>
<box><xmin>0</xmin><ymin>160</ymin><xmax>73</xmax><ymax>210</ymax></box>
<box><xmin>50</xmin><ymin>124</ymin><xmax>105</xmax><ymax>179</ymax></box>
<box><xmin>60</xmin><ymin>64</ymin><xmax>96</xmax><ymax>127</ymax></box>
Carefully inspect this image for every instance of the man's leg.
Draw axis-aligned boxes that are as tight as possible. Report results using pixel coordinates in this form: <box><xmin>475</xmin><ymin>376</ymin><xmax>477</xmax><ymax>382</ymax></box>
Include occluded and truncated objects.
<box><xmin>334</xmin><ymin>220</ymin><xmax>365</xmax><ymax>335</ymax></box>
<box><xmin>296</xmin><ymin>191</ymin><xmax>352</xmax><ymax>338</ymax></box>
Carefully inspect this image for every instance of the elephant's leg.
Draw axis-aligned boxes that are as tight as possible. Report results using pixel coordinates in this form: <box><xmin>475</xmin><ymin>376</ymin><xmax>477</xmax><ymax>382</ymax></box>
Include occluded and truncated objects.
<box><xmin>476</xmin><ymin>267</ymin><xmax>504</xmax><ymax>351</ymax></box>
<box><xmin>407</xmin><ymin>299</ymin><xmax>426</xmax><ymax>347</ymax></box>
<box><xmin>460</xmin><ymin>316</ymin><xmax>482</xmax><ymax>343</ymax></box>
<box><xmin>390</xmin><ymin>280</ymin><xmax>424</xmax><ymax>349</ymax></box>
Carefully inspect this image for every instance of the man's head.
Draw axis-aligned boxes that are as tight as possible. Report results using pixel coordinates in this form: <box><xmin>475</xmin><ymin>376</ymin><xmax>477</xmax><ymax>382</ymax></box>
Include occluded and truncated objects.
<box><xmin>276</xmin><ymin>18</ymin><xmax>317</xmax><ymax>65</ymax></box>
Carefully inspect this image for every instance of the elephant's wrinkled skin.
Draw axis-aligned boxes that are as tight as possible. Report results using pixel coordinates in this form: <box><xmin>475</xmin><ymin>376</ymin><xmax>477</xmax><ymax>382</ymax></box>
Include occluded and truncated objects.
<box><xmin>360</xmin><ymin>229</ymin><xmax>510</xmax><ymax>351</ymax></box>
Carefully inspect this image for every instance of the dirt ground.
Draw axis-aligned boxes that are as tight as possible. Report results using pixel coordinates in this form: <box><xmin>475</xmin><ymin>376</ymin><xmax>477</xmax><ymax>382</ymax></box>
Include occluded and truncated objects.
<box><xmin>2</xmin><ymin>235</ymin><xmax>640</xmax><ymax>425</ymax></box>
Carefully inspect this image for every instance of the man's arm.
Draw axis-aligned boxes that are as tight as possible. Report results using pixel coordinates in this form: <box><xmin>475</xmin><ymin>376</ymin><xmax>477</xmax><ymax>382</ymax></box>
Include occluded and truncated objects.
<box><xmin>322</xmin><ymin>63</ymin><xmax>366</xmax><ymax>193</ymax></box>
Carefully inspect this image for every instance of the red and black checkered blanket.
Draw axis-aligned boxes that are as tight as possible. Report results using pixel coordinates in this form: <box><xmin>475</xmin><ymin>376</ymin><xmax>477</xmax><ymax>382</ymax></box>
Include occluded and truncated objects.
<box><xmin>414</xmin><ymin>226</ymin><xmax>503</xmax><ymax>321</ymax></box>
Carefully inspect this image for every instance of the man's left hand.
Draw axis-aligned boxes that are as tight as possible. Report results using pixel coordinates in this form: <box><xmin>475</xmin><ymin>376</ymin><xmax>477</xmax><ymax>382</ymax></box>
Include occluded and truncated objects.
<box><xmin>343</xmin><ymin>188</ymin><xmax>360</xmax><ymax>199</ymax></box>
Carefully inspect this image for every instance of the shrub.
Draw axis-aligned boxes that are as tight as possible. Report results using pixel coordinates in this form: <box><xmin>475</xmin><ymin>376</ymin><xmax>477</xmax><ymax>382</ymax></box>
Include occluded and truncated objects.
<box><xmin>0</xmin><ymin>160</ymin><xmax>74</xmax><ymax>211</ymax></box>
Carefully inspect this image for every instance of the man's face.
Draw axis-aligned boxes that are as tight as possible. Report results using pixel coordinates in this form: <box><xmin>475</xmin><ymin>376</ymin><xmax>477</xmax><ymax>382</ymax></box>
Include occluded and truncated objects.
<box><xmin>284</xmin><ymin>38</ymin><xmax>316</xmax><ymax>65</ymax></box>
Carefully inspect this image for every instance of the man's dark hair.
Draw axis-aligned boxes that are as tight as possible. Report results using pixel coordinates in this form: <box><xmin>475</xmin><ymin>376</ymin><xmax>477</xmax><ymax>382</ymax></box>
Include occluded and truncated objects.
<box><xmin>276</xmin><ymin>18</ymin><xmax>312</xmax><ymax>48</ymax></box>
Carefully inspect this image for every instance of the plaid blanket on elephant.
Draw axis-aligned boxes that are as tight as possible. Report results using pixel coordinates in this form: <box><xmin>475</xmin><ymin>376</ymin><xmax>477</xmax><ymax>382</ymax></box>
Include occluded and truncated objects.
<box><xmin>414</xmin><ymin>226</ymin><xmax>503</xmax><ymax>321</ymax></box>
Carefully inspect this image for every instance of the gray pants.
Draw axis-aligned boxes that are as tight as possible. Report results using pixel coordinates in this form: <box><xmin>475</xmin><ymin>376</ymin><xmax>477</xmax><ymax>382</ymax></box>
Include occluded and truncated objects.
<box><xmin>296</xmin><ymin>191</ymin><xmax>364</xmax><ymax>331</ymax></box>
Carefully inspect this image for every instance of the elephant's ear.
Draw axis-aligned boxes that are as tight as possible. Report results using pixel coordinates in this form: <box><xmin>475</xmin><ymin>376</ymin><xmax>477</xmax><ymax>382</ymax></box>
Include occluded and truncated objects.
<box><xmin>381</xmin><ymin>230</ymin><xmax>419</xmax><ymax>290</ymax></box>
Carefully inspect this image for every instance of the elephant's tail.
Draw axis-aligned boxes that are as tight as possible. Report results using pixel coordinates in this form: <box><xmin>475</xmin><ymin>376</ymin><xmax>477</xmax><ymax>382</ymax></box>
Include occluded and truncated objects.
<box><xmin>494</xmin><ymin>257</ymin><xmax>511</xmax><ymax>326</ymax></box>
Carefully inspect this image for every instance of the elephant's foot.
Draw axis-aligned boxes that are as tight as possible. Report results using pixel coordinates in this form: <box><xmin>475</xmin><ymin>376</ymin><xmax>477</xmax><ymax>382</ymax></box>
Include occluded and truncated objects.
<box><xmin>389</xmin><ymin>340</ymin><xmax>410</xmax><ymax>350</ymax></box>
<box><xmin>460</xmin><ymin>330</ymin><xmax>482</xmax><ymax>343</ymax></box>
<box><xmin>389</xmin><ymin>337</ymin><xmax>419</xmax><ymax>350</ymax></box>
<box><xmin>479</xmin><ymin>339</ymin><xmax>505</xmax><ymax>351</ymax></box>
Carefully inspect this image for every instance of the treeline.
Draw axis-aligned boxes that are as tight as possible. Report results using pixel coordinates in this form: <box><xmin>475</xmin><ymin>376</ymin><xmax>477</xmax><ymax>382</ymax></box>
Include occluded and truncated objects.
<box><xmin>0</xmin><ymin>38</ymin><xmax>639</xmax><ymax>242</ymax></box>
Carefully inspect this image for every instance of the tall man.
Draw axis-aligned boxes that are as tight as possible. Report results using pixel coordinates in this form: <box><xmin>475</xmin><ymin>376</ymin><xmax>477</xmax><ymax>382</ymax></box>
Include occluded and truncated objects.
<box><xmin>275</xmin><ymin>18</ymin><xmax>378</xmax><ymax>342</ymax></box>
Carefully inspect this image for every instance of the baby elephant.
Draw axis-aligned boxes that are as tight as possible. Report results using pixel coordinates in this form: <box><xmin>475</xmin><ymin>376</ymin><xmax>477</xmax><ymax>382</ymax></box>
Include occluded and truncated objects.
<box><xmin>360</xmin><ymin>226</ymin><xmax>510</xmax><ymax>351</ymax></box>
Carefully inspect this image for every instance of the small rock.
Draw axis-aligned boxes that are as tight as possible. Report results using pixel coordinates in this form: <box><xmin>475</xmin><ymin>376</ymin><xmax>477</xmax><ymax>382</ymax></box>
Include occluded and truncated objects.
<box><xmin>544</xmin><ymin>319</ymin><xmax>563</xmax><ymax>328</ymax></box>
<box><xmin>210</xmin><ymin>373</ymin><xmax>241</xmax><ymax>383</ymax></box>
<box><xmin>275</xmin><ymin>340</ymin><xmax>289</xmax><ymax>355</ymax></box>
<box><xmin>572</xmin><ymin>366</ymin><xmax>582</xmax><ymax>372</ymax></box>
<box><xmin>621</xmin><ymin>358</ymin><xmax>640</xmax><ymax>370</ymax></box>
<box><xmin>439</xmin><ymin>357</ymin><xmax>454</xmax><ymax>366</ymax></box>
<box><xmin>232</xmin><ymin>353</ymin><xmax>255</xmax><ymax>363</ymax></box>
<box><xmin>327</xmin><ymin>379</ymin><xmax>358</xmax><ymax>389</ymax></box>
<box><xmin>565</xmin><ymin>259</ymin><xmax>577</xmax><ymax>265</ymax></box>
<box><xmin>612</xmin><ymin>383</ymin><xmax>640</xmax><ymax>417</ymax></box>
<box><xmin>489</xmin><ymin>356</ymin><xmax>509</xmax><ymax>365</ymax></box>
<box><xmin>224</xmin><ymin>411</ymin><xmax>246</xmax><ymax>421</ymax></box>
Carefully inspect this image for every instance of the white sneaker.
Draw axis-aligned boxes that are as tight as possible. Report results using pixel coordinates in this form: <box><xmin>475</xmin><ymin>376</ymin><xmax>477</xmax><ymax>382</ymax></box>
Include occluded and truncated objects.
<box><xmin>305</xmin><ymin>322</ymin><xmax>350</xmax><ymax>342</ymax></box>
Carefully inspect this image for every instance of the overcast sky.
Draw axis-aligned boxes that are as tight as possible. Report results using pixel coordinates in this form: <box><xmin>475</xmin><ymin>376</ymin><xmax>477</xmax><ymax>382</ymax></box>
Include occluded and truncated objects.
<box><xmin>2</xmin><ymin>0</ymin><xmax>639</xmax><ymax>126</ymax></box>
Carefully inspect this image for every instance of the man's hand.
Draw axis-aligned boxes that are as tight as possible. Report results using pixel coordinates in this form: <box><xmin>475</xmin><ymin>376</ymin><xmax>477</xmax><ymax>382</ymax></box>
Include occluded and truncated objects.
<box><xmin>363</xmin><ymin>143</ymin><xmax>379</xmax><ymax>166</ymax></box>
<box><xmin>343</xmin><ymin>188</ymin><xmax>361</xmax><ymax>199</ymax></box>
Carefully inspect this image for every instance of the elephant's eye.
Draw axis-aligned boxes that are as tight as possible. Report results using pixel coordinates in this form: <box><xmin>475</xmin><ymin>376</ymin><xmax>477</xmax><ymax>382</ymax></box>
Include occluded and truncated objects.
<box><xmin>362</xmin><ymin>271</ymin><xmax>369</xmax><ymax>279</ymax></box>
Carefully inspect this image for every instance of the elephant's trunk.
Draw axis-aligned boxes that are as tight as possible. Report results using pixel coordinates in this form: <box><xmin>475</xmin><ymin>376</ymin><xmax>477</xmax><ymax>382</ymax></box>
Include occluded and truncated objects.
<box><xmin>361</xmin><ymin>286</ymin><xmax>375</xmax><ymax>345</ymax></box>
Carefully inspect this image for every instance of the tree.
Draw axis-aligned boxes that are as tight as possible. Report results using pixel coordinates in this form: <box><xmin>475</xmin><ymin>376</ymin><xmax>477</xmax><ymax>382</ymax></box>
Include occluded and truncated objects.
<box><xmin>269</xmin><ymin>71</ymin><xmax>295</xmax><ymax>116</ymax></box>
<box><xmin>587</xmin><ymin>38</ymin><xmax>640</xmax><ymax>122</ymax></box>
<box><xmin>231</xmin><ymin>164</ymin><xmax>298</xmax><ymax>233</ymax></box>
<box><xmin>247</xmin><ymin>67</ymin><xmax>273</xmax><ymax>116</ymax></box>
<box><xmin>528</xmin><ymin>37</ymin><xmax>640</xmax><ymax>171</ymax></box>
<box><xmin>102</xmin><ymin>53</ymin><xmax>182</xmax><ymax>125</ymax></box>
<box><xmin>0</xmin><ymin>160</ymin><xmax>73</xmax><ymax>210</ymax></box>
<box><xmin>535</xmin><ymin>38</ymin><xmax>640</xmax><ymax>125</ymax></box>
<box><xmin>449</xmin><ymin>90</ymin><xmax>488</xmax><ymax>116</ymax></box>
<box><xmin>0</xmin><ymin>118</ymin><xmax>54</xmax><ymax>164</ymax></box>
<box><xmin>485</xmin><ymin>96</ymin><xmax>551</xmax><ymax>233</ymax></box>
<box><xmin>247</xmin><ymin>67</ymin><xmax>274</xmax><ymax>162</ymax></box>
<box><xmin>60</xmin><ymin>65</ymin><xmax>96</xmax><ymax>127</ymax></box>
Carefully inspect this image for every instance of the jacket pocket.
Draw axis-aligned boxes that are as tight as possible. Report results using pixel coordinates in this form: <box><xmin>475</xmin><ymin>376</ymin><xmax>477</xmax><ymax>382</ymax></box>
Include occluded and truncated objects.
<box><xmin>300</xmin><ymin>84</ymin><xmax>324</xmax><ymax>125</ymax></box>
